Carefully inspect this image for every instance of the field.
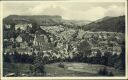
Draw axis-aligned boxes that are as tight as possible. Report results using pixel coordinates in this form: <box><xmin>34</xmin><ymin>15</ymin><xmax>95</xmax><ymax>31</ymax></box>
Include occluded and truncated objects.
<box><xmin>3</xmin><ymin>62</ymin><xmax>125</xmax><ymax>77</ymax></box>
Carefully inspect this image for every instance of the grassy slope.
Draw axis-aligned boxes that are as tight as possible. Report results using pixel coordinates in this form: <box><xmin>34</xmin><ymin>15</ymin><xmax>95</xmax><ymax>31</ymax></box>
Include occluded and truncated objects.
<box><xmin>3</xmin><ymin>62</ymin><xmax>31</xmax><ymax>76</ymax></box>
<box><xmin>3</xmin><ymin>62</ymin><xmax>125</xmax><ymax>77</ymax></box>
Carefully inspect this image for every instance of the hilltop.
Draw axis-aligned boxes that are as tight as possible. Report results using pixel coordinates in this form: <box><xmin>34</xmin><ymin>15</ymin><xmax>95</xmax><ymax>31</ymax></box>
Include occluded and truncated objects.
<box><xmin>83</xmin><ymin>16</ymin><xmax>125</xmax><ymax>33</ymax></box>
<box><xmin>3</xmin><ymin>15</ymin><xmax>62</xmax><ymax>26</ymax></box>
<box><xmin>3</xmin><ymin>15</ymin><xmax>125</xmax><ymax>33</ymax></box>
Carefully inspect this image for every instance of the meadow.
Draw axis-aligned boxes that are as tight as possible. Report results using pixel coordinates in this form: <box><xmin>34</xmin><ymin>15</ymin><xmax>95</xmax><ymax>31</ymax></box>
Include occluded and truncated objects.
<box><xmin>3</xmin><ymin>62</ymin><xmax>125</xmax><ymax>77</ymax></box>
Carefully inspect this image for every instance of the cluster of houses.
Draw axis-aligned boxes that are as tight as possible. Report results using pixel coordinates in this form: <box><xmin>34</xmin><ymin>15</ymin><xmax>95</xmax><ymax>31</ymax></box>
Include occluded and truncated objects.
<box><xmin>82</xmin><ymin>31</ymin><xmax>124</xmax><ymax>56</ymax></box>
<box><xmin>3</xmin><ymin>22</ymin><xmax>124</xmax><ymax>60</ymax></box>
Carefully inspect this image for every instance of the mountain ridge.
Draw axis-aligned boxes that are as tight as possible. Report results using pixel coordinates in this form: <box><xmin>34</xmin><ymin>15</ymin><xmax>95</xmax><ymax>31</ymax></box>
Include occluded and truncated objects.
<box><xmin>83</xmin><ymin>16</ymin><xmax>125</xmax><ymax>33</ymax></box>
<box><xmin>3</xmin><ymin>15</ymin><xmax>125</xmax><ymax>33</ymax></box>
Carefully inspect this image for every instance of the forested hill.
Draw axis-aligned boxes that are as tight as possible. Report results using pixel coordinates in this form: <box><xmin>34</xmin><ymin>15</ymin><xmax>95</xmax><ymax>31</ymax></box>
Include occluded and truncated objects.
<box><xmin>3</xmin><ymin>15</ymin><xmax>125</xmax><ymax>33</ymax></box>
<box><xmin>3</xmin><ymin>15</ymin><xmax>91</xmax><ymax>27</ymax></box>
<box><xmin>83</xmin><ymin>16</ymin><xmax>125</xmax><ymax>33</ymax></box>
<box><xmin>3</xmin><ymin>15</ymin><xmax>62</xmax><ymax>26</ymax></box>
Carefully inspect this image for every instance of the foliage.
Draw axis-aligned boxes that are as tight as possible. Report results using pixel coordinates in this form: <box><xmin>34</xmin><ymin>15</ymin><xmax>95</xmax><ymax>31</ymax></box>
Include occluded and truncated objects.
<box><xmin>98</xmin><ymin>67</ymin><xmax>114</xmax><ymax>76</ymax></box>
<box><xmin>108</xmin><ymin>71</ymin><xmax>114</xmax><ymax>76</ymax></box>
<box><xmin>3</xmin><ymin>52</ymin><xmax>34</xmax><ymax>63</ymax></box>
<box><xmin>84</xmin><ymin>16</ymin><xmax>125</xmax><ymax>33</ymax></box>
<box><xmin>58</xmin><ymin>63</ymin><xmax>65</xmax><ymax>68</ymax></box>
<box><xmin>33</xmin><ymin>52</ymin><xmax>46</xmax><ymax>75</ymax></box>
<box><xmin>77</xmin><ymin>40</ymin><xmax>91</xmax><ymax>57</ymax></box>
<box><xmin>114</xmin><ymin>45</ymin><xmax>125</xmax><ymax>70</ymax></box>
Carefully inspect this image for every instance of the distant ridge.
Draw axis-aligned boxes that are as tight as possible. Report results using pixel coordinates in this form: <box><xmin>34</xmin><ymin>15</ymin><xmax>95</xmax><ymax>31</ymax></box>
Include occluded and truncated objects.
<box><xmin>3</xmin><ymin>15</ymin><xmax>125</xmax><ymax>33</ymax></box>
<box><xmin>83</xmin><ymin>16</ymin><xmax>125</xmax><ymax>33</ymax></box>
<box><xmin>3</xmin><ymin>15</ymin><xmax>62</xmax><ymax>26</ymax></box>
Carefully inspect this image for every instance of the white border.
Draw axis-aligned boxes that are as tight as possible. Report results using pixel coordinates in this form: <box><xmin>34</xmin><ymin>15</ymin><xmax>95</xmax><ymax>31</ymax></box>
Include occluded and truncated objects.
<box><xmin>0</xmin><ymin>0</ymin><xmax>128</xmax><ymax>80</ymax></box>
<box><xmin>0</xmin><ymin>0</ymin><xmax>3</xmax><ymax>79</ymax></box>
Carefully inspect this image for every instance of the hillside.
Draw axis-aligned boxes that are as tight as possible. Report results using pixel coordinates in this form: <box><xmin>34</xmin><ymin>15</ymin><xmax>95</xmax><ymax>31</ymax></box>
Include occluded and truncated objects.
<box><xmin>83</xmin><ymin>16</ymin><xmax>125</xmax><ymax>33</ymax></box>
<box><xmin>3</xmin><ymin>15</ymin><xmax>62</xmax><ymax>26</ymax></box>
<box><xmin>62</xmin><ymin>20</ymin><xmax>91</xmax><ymax>27</ymax></box>
<box><xmin>3</xmin><ymin>15</ymin><xmax>91</xmax><ymax>29</ymax></box>
<box><xmin>3</xmin><ymin>15</ymin><xmax>125</xmax><ymax>33</ymax></box>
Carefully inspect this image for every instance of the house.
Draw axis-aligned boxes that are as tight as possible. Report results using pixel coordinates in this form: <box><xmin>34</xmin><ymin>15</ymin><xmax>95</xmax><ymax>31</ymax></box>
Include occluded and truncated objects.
<box><xmin>5</xmin><ymin>24</ymin><xmax>11</xmax><ymax>29</ymax></box>
<box><xmin>33</xmin><ymin>34</ymin><xmax>48</xmax><ymax>46</ymax></box>
<box><xmin>20</xmin><ymin>41</ymin><xmax>28</xmax><ymax>49</ymax></box>
<box><xmin>16</xmin><ymin>35</ymin><xmax>22</xmax><ymax>43</ymax></box>
<box><xmin>112</xmin><ymin>46</ymin><xmax>122</xmax><ymax>55</ymax></box>
<box><xmin>56</xmin><ymin>42</ymin><xmax>63</xmax><ymax>49</ymax></box>
<box><xmin>16</xmin><ymin>48</ymin><xmax>33</xmax><ymax>55</ymax></box>
<box><xmin>83</xmin><ymin>32</ymin><xmax>93</xmax><ymax>39</ymax></box>
<box><xmin>34</xmin><ymin>49</ymin><xmax>39</xmax><ymax>55</ymax></box>
<box><xmin>3</xmin><ymin>39</ymin><xmax>8</xmax><ymax>42</ymax></box>
<box><xmin>52</xmin><ymin>52</ymin><xmax>60</xmax><ymax>59</ymax></box>
<box><xmin>43</xmin><ymin>53</ymin><xmax>50</xmax><ymax>57</ymax></box>
<box><xmin>15</xmin><ymin>23</ymin><xmax>32</xmax><ymax>30</ymax></box>
<box><xmin>99</xmin><ymin>41</ymin><xmax>108</xmax><ymax>46</ymax></box>
<box><xmin>33</xmin><ymin>30</ymin><xmax>51</xmax><ymax>51</ymax></box>
<box><xmin>10</xmin><ymin>38</ymin><xmax>14</xmax><ymax>42</ymax></box>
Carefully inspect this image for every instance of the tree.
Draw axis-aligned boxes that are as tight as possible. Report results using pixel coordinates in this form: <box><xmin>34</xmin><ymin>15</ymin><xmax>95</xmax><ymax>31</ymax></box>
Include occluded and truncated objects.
<box><xmin>13</xmin><ymin>51</ymin><xmax>20</xmax><ymax>63</ymax></box>
<box><xmin>3</xmin><ymin>52</ymin><xmax>11</xmax><ymax>62</ymax></box>
<box><xmin>95</xmin><ymin>50</ymin><xmax>102</xmax><ymax>64</ymax></box>
<box><xmin>29</xmin><ymin>65</ymin><xmax>35</xmax><ymax>75</ymax></box>
<box><xmin>33</xmin><ymin>52</ymin><xmax>46</xmax><ymax>76</ymax></box>
<box><xmin>101</xmin><ymin>51</ymin><xmax>112</xmax><ymax>66</ymax></box>
<box><xmin>108</xmin><ymin>71</ymin><xmax>114</xmax><ymax>76</ymax></box>
<box><xmin>98</xmin><ymin>67</ymin><xmax>109</xmax><ymax>76</ymax></box>
<box><xmin>120</xmin><ymin>45</ymin><xmax>125</xmax><ymax>70</ymax></box>
<box><xmin>115</xmin><ymin>45</ymin><xmax>125</xmax><ymax>70</ymax></box>
<box><xmin>77</xmin><ymin>40</ymin><xmax>91</xmax><ymax>61</ymax></box>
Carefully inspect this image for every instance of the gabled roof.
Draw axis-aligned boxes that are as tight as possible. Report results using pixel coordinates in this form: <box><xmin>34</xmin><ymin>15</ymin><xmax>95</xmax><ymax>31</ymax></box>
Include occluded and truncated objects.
<box><xmin>36</xmin><ymin>35</ymin><xmax>47</xmax><ymax>42</ymax></box>
<box><xmin>35</xmin><ymin>29</ymin><xmax>47</xmax><ymax>35</ymax></box>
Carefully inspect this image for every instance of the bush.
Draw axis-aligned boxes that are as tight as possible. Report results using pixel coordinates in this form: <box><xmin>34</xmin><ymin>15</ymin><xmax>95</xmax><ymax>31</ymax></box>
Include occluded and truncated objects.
<box><xmin>98</xmin><ymin>67</ymin><xmax>114</xmax><ymax>76</ymax></box>
<box><xmin>58</xmin><ymin>63</ymin><xmax>65</xmax><ymax>68</ymax></box>
<box><xmin>98</xmin><ymin>67</ymin><xmax>108</xmax><ymax>76</ymax></box>
<box><xmin>98</xmin><ymin>68</ymin><xmax>103</xmax><ymax>75</ymax></box>
<box><xmin>29</xmin><ymin>65</ymin><xmax>35</xmax><ymax>73</ymax></box>
<box><xmin>108</xmin><ymin>71</ymin><xmax>114</xmax><ymax>76</ymax></box>
<box><xmin>36</xmin><ymin>65</ymin><xmax>45</xmax><ymax>73</ymax></box>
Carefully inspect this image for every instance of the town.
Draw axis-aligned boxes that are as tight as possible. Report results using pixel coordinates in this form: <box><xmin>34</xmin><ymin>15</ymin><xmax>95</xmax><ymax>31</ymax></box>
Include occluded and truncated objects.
<box><xmin>3</xmin><ymin>23</ymin><xmax>124</xmax><ymax>59</ymax></box>
<box><xmin>3</xmin><ymin>15</ymin><xmax>125</xmax><ymax>77</ymax></box>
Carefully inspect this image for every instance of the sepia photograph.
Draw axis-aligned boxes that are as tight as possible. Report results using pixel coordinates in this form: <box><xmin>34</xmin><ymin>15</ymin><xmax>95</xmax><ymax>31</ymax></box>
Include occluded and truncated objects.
<box><xmin>0</xmin><ymin>0</ymin><xmax>127</xmax><ymax>79</ymax></box>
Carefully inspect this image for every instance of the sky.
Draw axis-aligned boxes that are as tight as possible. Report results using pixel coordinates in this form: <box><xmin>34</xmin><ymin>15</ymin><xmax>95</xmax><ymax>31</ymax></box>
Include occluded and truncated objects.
<box><xmin>2</xmin><ymin>1</ymin><xmax>125</xmax><ymax>21</ymax></box>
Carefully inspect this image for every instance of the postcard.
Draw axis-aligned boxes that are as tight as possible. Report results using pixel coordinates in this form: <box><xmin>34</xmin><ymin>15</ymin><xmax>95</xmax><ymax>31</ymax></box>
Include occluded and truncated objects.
<box><xmin>0</xmin><ymin>0</ymin><xmax>127</xmax><ymax>80</ymax></box>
